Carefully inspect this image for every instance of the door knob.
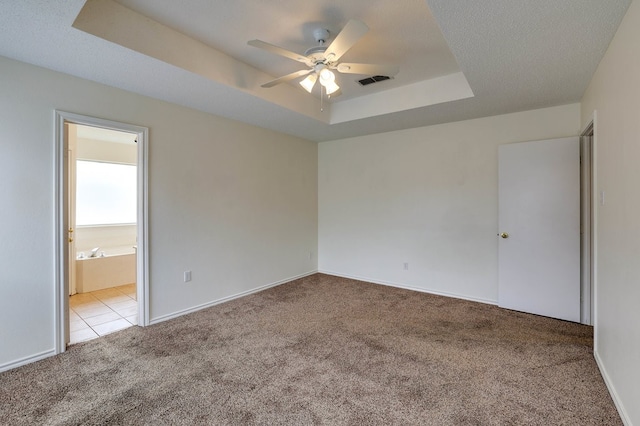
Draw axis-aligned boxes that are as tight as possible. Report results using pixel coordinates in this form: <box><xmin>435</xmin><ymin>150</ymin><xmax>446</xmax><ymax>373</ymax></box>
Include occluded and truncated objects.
<box><xmin>499</xmin><ymin>232</ymin><xmax>509</xmax><ymax>239</ymax></box>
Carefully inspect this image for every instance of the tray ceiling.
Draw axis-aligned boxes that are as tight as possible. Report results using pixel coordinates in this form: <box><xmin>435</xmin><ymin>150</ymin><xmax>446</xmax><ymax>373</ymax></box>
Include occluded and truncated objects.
<box><xmin>0</xmin><ymin>0</ymin><xmax>631</xmax><ymax>141</ymax></box>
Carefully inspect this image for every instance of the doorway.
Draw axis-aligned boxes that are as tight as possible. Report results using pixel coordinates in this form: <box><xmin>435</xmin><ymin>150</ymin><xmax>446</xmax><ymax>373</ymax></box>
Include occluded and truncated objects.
<box><xmin>55</xmin><ymin>111</ymin><xmax>149</xmax><ymax>354</ymax></box>
<box><xmin>497</xmin><ymin>137</ymin><xmax>581</xmax><ymax>323</ymax></box>
<box><xmin>497</xmin><ymin>132</ymin><xmax>595</xmax><ymax>326</ymax></box>
<box><xmin>69</xmin><ymin>124</ymin><xmax>138</xmax><ymax>342</ymax></box>
<box><xmin>580</xmin><ymin>120</ymin><xmax>595</xmax><ymax>326</ymax></box>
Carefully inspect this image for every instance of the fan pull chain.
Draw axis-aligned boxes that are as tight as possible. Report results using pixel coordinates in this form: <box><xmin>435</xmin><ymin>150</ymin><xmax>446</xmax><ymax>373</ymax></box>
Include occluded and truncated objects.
<box><xmin>320</xmin><ymin>84</ymin><xmax>324</xmax><ymax>112</ymax></box>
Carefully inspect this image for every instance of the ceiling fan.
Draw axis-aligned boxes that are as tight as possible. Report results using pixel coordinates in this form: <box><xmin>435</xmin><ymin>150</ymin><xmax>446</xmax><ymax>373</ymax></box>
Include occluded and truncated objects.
<box><xmin>248</xmin><ymin>19</ymin><xmax>399</xmax><ymax>97</ymax></box>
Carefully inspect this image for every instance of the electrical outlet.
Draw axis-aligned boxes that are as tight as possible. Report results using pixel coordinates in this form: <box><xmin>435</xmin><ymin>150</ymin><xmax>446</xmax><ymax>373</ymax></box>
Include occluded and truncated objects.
<box><xmin>403</xmin><ymin>263</ymin><xmax>409</xmax><ymax>270</ymax></box>
<box><xmin>184</xmin><ymin>270</ymin><xmax>192</xmax><ymax>282</ymax></box>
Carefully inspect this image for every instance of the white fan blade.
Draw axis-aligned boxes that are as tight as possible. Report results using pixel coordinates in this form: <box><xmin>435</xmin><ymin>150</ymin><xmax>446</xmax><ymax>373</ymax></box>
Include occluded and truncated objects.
<box><xmin>337</xmin><ymin>63</ymin><xmax>399</xmax><ymax>76</ymax></box>
<box><xmin>248</xmin><ymin>40</ymin><xmax>310</xmax><ymax>65</ymax></box>
<box><xmin>261</xmin><ymin>69</ymin><xmax>313</xmax><ymax>88</ymax></box>
<box><xmin>324</xmin><ymin>19</ymin><xmax>369</xmax><ymax>62</ymax></box>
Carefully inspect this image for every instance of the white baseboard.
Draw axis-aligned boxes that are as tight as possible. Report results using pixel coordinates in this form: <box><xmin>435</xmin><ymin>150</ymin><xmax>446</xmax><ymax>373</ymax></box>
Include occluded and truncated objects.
<box><xmin>594</xmin><ymin>349</ymin><xmax>632</xmax><ymax>425</ymax></box>
<box><xmin>0</xmin><ymin>349</ymin><xmax>56</xmax><ymax>373</ymax></box>
<box><xmin>149</xmin><ymin>270</ymin><xmax>318</xmax><ymax>325</ymax></box>
<box><xmin>318</xmin><ymin>270</ymin><xmax>497</xmax><ymax>306</ymax></box>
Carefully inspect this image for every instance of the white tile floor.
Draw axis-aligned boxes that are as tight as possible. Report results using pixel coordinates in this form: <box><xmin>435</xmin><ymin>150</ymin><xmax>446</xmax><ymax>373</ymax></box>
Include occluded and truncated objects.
<box><xmin>69</xmin><ymin>283</ymin><xmax>137</xmax><ymax>344</ymax></box>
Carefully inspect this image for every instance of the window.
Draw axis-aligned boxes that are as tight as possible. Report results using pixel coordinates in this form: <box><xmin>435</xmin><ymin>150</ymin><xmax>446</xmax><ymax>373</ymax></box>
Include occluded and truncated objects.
<box><xmin>76</xmin><ymin>160</ymin><xmax>137</xmax><ymax>225</ymax></box>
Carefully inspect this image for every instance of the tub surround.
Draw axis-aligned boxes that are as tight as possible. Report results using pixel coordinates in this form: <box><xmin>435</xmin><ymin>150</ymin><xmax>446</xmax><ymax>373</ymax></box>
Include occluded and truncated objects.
<box><xmin>74</xmin><ymin>224</ymin><xmax>137</xmax><ymax>293</ymax></box>
<box><xmin>76</xmin><ymin>250</ymin><xmax>136</xmax><ymax>293</ymax></box>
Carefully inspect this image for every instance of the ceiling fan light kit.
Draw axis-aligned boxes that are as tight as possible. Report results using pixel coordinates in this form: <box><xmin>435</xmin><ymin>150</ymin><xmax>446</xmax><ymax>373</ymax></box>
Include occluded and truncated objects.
<box><xmin>299</xmin><ymin>74</ymin><xmax>317</xmax><ymax>93</ymax></box>
<box><xmin>248</xmin><ymin>19</ymin><xmax>399</xmax><ymax>103</ymax></box>
<box><xmin>319</xmin><ymin>67</ymin><xmax>334</xmax><ymax>83</ymax></box>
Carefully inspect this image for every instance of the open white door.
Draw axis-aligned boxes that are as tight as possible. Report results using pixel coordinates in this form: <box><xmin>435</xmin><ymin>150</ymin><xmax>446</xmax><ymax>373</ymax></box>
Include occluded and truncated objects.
<box><xmin>498</xmin><ymin>137</ymin><xmax>580</xmax><ymax>322</ymax></box>
<box><xmin>67</xmin><ymin>123</ymin><xmax>77</xmax><ymax>295</ymax></box>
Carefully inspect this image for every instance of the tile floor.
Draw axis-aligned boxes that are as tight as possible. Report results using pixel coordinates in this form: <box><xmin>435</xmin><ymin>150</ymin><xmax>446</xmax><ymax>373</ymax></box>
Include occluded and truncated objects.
<box><xmin>69</xmin><ymin>283</ymin><xmax>137</xmax><ymax>344</ymax></box>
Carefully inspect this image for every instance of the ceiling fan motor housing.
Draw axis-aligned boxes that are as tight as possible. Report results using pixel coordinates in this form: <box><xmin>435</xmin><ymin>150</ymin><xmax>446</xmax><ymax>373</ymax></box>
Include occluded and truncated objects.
<box><xmin>313</xmin><ymin>28</ymin><xmax>330</xmax><ymax>44</ymax></box>
<box><xmin>304</xmin><ymin>46</ymin><xmax>328</xmax><ymax>63</ymax></box>
<box><xmin>305</xmin><ymin>28</ymin><xmax>332</xmax><ymax>63</ymax></box>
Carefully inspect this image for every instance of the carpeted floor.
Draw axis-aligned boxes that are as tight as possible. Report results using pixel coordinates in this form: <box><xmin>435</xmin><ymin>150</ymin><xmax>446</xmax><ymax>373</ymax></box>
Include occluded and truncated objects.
<box><xmin>0</xmin><ymin>274</ymin><xmax>621</xmax><ymax>425</ymax></box>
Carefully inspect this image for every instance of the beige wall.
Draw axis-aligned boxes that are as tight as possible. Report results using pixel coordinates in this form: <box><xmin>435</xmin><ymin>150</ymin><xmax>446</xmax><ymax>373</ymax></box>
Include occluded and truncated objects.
<box><xmin>76</xmin><ymin>137</ymin><xmax>137</xmax><ymax>164</ymax></box>
<box><xmin>0</xmin><ymin>55</ymin><xmax>318</xmax><ymax>370</ymax></box>
<box><xmin>581</xmin><ymin>1</ymin><xmax>640</xmax><ymax>424</ymax></box>
<box><xmin>75</xmin><ymin>225</ymin><xmax>137</xmax><ymax>255</ymax></box>
<box><xmin>318</xmin><ymin>104</ymin><xmax>581</xmax><ymax>303</ymax></box>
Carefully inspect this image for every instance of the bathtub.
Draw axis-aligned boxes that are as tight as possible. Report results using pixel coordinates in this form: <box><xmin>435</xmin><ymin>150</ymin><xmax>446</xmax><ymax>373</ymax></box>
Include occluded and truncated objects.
<box><xmin>76</xmin><ymin>246</ymin><xmax>136</xmax><ymax>293</ymax></box>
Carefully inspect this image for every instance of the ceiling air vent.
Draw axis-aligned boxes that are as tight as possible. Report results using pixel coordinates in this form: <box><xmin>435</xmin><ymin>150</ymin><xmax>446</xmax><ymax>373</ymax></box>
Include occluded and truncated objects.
<box><xmin>358</xmin><ymin>75</ymin><xmax>392</xmax><ymax>86</ymax></box>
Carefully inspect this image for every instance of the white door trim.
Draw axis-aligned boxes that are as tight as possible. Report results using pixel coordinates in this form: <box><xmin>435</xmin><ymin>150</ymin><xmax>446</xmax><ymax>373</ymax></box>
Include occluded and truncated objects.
<box><xmin>581</xmin><ymin>111</ymin><xmax>598</xmax><ymax>334</ymax></box>
<box><xmin>54</xmin><ymin>111</ymin><xmax>149</xmax><ymax>354</ymax></box>
<box><xmin>580</xmin><ymin>120</ymin><xmax>595</xmax><ymax>325</ymax></box>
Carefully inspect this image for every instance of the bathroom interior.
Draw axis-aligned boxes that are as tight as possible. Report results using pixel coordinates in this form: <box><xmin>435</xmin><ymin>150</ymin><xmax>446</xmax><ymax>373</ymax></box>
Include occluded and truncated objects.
<box><xmin>68</xmin><ymin>123</ymin><xmax>139</xmax><ymax>344</ymax></box>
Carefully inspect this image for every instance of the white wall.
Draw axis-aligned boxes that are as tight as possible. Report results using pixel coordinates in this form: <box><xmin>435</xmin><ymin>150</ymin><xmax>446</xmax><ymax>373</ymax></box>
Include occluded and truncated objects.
<box><xmin>581</xmin><ymin>1</ymin><xmax>640</xmax><ymax>424</ymax></box>
<box><xmin>319</xmin><ymin>104</ymin><xmax>580</xmax><ymax>303</ymax></box>
<box><xmin>0</xmin><ymin>55</ymin><xmax>318</xmax><ymax>370</ymax></box>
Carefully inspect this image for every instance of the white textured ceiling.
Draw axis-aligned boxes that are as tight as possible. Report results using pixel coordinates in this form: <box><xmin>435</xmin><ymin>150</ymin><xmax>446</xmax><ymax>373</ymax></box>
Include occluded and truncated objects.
<box><xmin>0</xmin><ymin>0</ymin><xmax>631</xmax><ymax>142</ymax></box>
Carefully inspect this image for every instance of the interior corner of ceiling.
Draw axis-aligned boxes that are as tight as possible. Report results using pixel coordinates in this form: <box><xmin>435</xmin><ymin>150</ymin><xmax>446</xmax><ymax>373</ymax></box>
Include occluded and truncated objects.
<box><xmin>72</xmin><ymin>0</ymin><xmax>156</xmax><ymax>57</ymax></box>
<box><xmin>71</xmin><ymin>1</ymin><xmax>93</xmax><ymax>30</ymax></box>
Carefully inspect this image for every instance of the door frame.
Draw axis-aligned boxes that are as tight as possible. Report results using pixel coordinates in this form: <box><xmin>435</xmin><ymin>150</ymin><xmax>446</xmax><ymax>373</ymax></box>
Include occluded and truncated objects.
<box><xmin>581</xmin><ymin>112</ymin><xmax>597</xmax><ymax>328</ymax></box>
<box><xmin>54</xmin><ymin>111</ymin><xmax>149</xmax><ymax>354</ymax></box>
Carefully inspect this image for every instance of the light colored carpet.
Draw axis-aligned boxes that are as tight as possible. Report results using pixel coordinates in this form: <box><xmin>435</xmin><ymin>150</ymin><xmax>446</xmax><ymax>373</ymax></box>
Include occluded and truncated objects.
<box><xmin>0</xmin><ymin>274</ymin><xmax>621</xmax><ymax>425</ymax></box>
